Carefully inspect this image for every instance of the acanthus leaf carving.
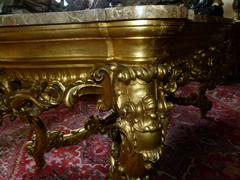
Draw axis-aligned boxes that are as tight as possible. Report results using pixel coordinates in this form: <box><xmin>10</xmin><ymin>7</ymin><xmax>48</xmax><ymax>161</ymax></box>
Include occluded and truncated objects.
<box><xmin>63</xmin><ymin>80</ymin><xmax>102</xmax><ymax>108</ymax></box>
<box><xmin>93</xmin><ymin>66</ymin><xmax>114</xmax><ymax>111</ymax></box>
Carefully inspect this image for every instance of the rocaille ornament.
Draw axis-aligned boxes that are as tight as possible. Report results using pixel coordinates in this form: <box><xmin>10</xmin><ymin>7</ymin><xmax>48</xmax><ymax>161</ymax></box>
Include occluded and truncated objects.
<box><xmin>0</xmin><ymin>5</ymin><xmax>233</xmax><ymax>179</ymax></box>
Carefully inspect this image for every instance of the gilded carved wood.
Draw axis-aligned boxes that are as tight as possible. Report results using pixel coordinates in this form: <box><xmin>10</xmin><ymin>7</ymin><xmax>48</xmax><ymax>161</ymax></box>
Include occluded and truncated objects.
<box><xmin>0</xmin><ymin>9</ymin><xmax>233</xmax><ymax>179</ymax></box>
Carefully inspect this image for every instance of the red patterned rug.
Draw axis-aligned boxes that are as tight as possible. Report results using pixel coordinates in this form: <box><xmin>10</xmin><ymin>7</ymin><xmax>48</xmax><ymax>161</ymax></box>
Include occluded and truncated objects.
<box><xmin>0</xmin><ymin>83</ymin><xmax>240</xmax><ymax>180</ymax></box>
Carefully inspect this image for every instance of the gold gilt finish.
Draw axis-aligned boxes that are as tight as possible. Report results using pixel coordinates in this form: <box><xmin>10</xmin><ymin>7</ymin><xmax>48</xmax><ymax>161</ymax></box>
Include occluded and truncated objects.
<box><xmin>0</xmin><ymin>20</ymin><xmax>185</xmax><ymax>67</ymax></box>
<box><xmin>0</xmin><ymin>18</ymin><xmax>232</xmax><ymax>179</ymax></box>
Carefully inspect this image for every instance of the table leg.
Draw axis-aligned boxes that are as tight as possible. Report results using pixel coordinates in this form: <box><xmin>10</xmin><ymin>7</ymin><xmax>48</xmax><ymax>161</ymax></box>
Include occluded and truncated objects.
<box><xmin>24</xmin><ymin>116</ymin><xmax>48</xmax><ymax>168</ymax></box>
<box><xmin>108</xmin><ymin>64</ymin><xmax>173</xmax><ymax>179</ymax></box>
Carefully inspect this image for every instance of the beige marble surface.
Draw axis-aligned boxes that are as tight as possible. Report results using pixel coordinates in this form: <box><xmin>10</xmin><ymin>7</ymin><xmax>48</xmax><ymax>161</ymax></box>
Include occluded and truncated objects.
<box><xmin>0</xmin><ymin>5</ymin><xmax>187</xmax><ymax>26</ymax></box>
<box><xmin>0</xmin><ymin>5</ymin><xmax>232</xmax><ymax>27</ymax></box>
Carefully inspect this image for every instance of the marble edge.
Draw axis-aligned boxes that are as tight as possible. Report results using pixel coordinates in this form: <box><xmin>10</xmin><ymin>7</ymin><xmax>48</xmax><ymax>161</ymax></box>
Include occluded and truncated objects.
<box><xmin>0</xmin><ymin>5</ymin><xmax>233</xmax><ymax>27</ymax></box>
<box><xmin>0</xmin><ymin>5</ymin><xmax>188</xmax><ymax>27</ymax></box>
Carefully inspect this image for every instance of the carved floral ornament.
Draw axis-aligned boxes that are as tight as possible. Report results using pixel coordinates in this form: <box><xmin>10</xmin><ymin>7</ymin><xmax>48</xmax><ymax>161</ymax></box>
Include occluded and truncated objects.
<box><xmin>0</xmin><ymin>0</ymin><xmax>234</xmax><ymax>178</ymax></box>
<box><xmin>0</xmin><ymin>35</ymin><xmax>232</xmax><ymax>179</ymax></box>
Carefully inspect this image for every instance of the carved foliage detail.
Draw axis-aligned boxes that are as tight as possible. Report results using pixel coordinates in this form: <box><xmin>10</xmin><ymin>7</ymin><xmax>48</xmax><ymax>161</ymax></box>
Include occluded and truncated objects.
<box><xmin>0</xmin><ymin>77</ymin><xmax>104</xmax><ymax>124</ymax></box>
<box><xmin>113</xmin><ymin>64</ymin><xmax>174</xmax><ymax>164</ymax></box>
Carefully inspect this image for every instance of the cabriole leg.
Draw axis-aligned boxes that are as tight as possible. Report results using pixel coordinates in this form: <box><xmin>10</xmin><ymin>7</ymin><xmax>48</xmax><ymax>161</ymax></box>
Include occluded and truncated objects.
<box><xmin>109</xmin><ymin>65</ymin><xmax>173</xmax><ymax>179</ymax></box>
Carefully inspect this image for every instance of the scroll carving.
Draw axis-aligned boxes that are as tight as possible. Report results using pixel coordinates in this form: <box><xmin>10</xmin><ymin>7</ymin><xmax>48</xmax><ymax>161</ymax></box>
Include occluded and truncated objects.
<box><xmin>167</xmin><ymin>40</ymin><xmax>232</xmax><ymax>118</ymax></box>
<box><xmin>0</xmin><ymin>38</ymin><xmax>233</xmax><ymax>179</ymax></box>
<box><xmin>103</xmin><ymin>63</ymin><xmax>174</xmax><ymax>179</ymax></box>
<box><xmin>0</xmin><ymin>76</ymin><xmax>106</xmax><ymax>167</ymax></box>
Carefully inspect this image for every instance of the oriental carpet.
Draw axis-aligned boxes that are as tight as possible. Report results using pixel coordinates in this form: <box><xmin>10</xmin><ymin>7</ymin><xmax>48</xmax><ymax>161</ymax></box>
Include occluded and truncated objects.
<box><xmin>0</xmin><ymin>83</ymin><xmax>240</xmax><ymax>180</ymax></box>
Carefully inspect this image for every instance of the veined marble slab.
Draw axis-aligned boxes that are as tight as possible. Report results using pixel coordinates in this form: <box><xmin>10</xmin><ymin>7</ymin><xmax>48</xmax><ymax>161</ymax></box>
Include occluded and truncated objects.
<box><xmin>0</xmin><ymin>5</ymin><xmax>187</xmax><ymax>26</ymax></box>
<box><xmin>0</xmin><ymin>5</ymin><xmax>232</xmax><ymax>27</ymax></box>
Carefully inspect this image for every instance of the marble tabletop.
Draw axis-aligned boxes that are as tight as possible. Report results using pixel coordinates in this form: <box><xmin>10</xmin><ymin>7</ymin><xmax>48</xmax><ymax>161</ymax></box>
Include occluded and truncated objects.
<box><xmin>0</xmin><ymin>5</ymin><xmax>232</xmax><ymax>27</ymax></box>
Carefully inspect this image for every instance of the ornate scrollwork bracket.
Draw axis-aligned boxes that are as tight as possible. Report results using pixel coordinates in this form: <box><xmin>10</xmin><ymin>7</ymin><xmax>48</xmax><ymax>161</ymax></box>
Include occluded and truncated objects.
<box><xmin>167</xmin><ymin>40</ymin><xmax>233</xmax><ymax>118</ymax></box>
<box><xmin>0</xmin><ymin>75</ymin><xmax>113</xmax><ymax>167</ymax></box>
<box><xmin>46</xmin><ymin>111</ymin><xmax>119</xmax><ymax>150</ymax></box>
<box><xmin>105</xmin><ymin>40</ymin><xmax>233</xmax><ymax>179</ymax></box>
<box><xmin>0</xmin><ymin>38</ymin><xmax>233</xmax><ymax>177</ymax></box>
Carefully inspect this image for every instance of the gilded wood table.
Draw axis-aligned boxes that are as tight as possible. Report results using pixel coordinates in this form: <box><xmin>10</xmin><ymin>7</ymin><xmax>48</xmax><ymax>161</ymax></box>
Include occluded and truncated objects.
<box><xmin>0</xmin><ymin>5</ymin><xmax>233</xmax><ymax>179</ymax></box>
